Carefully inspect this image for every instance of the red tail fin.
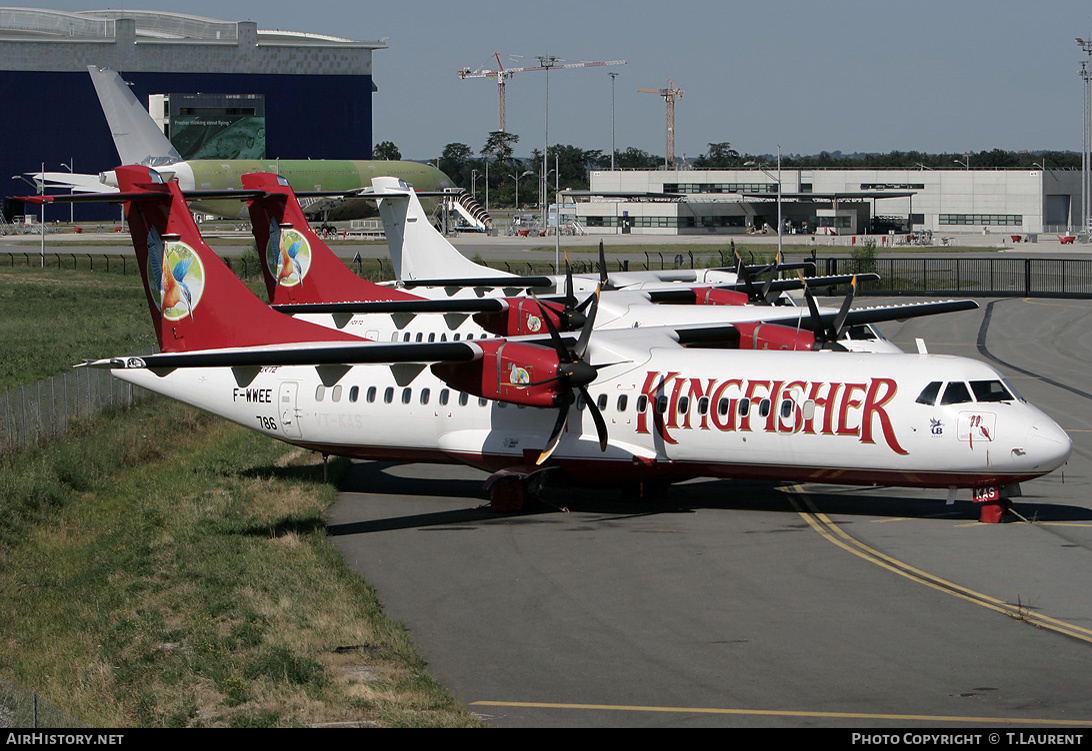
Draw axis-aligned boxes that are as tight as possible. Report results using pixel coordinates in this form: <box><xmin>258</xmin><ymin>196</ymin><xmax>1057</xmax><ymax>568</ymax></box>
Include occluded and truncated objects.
<box><xmin>115</xmin><ymin>165</ymin><xmax>359</xmax><ymax>352</ymax></box>
<box><xmin>241</xmin><ymin>172</ymin><xmax>419</xmax><ymax>305</ymax></box>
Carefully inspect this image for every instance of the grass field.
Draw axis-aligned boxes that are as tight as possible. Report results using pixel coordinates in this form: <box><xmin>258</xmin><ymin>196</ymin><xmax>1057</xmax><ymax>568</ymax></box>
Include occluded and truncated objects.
<box><xmin>0</xmin><ymin>265</ymin><xmax>483</xmax><ymax>727</ymax></box>
<box><xmin>0</xmin><ymin>267</ymin><xmax>155</xmax><ymax>391</ymax></box>
<box><xmin>0</xmin><ymin>398</ymin><xmax>482</xmax><ymax>727</ymax></box>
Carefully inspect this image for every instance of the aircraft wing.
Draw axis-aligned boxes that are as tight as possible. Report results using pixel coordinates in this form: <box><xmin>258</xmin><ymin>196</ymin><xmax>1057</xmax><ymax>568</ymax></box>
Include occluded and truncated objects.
<box><xmin>670</xmin><ymin>299</ymin><xmax>980</xmax><ymax>346</ymax></box>
<box><xmin>80</xmin><ymin>339</ymin><xmax>485</xmax><ymax>370</ymax></box>
<box><xmin>800</xmin><ymin>298</ymin><xmax>979</xmax><ymax>331</ymax></box>
<box><xmin>643</xmin><ymin>273</ymin><xmax>879</xmax><ymax>304</ymax></box>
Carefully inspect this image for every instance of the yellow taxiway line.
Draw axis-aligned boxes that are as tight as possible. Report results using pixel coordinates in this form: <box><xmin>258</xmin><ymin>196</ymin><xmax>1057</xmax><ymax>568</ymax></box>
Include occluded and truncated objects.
<box><xmin>471</xmin><ymin>700</ymin><xmax>1092</xmax><ymax>725</ymax></box>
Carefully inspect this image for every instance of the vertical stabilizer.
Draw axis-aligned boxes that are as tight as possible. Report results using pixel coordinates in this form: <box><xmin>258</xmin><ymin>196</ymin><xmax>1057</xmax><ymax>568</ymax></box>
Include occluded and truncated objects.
<box><xmin>88</xmin><ymin>65</ymin><xmax>182</xmax><ymax>167</ymax></box>
<box><xmin>241</xmin><ymin>173</ymin><xmax>419</xmax><ymax>305</ymax></box>
<box><xmin>114</xmin><ymin>166</ymin><xmax>358</xmax><ymax>352</ymax></box>
<box><xmin>371</xmin><ymin>177</ymin><xmax>511</xmax><ymax>282</ymax></box>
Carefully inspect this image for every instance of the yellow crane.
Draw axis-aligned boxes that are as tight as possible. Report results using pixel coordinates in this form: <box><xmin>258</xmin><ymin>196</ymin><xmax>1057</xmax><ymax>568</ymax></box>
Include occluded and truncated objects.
<box><xmin>638</xmin><ymin>78</ymin><xmax>684</xmax><ymax>167</ymax></box>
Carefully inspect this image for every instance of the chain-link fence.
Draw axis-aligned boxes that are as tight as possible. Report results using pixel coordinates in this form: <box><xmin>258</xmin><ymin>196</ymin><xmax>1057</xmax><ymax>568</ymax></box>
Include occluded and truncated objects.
<box><xmin>0</xmin><ymin>679</ymin><xmax>88</xmax><ymax>728</ymax></box>
<box><xmin>0</xmin><ymin>362</ymin><xmax>151</xmax><ymax>460</ymax></box>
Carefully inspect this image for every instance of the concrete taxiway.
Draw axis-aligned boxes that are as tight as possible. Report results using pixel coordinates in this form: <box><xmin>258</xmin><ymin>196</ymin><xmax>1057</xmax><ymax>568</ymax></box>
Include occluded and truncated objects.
<box><xmin>328</xmin><ymin>296</ymin><xmax>1091</xmax><ymax>728</ymax></box>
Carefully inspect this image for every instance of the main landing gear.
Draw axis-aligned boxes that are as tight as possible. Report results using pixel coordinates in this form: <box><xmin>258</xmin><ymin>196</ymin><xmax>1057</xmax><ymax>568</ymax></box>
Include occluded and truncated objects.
<box><xmin>483</xmin><ymin>466</ymin><xmax>552</xmax><ymax>512</ymax></box>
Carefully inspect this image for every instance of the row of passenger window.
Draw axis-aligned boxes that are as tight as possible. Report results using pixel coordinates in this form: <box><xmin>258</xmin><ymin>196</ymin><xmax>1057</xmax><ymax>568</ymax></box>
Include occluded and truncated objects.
<box><xmin>915</xmin><ymin>379</ymin><xmax>1020</xmax><ymax>406</ymax></box>
<box><xmin>391</xmin><ymin>331</ymin><xmax>495</xmax><ymax>343</ymax></box>
<box><xmin>315</xmin><ymin>384</ymin><xmax>799</xmax><ymax>421</ymax></box>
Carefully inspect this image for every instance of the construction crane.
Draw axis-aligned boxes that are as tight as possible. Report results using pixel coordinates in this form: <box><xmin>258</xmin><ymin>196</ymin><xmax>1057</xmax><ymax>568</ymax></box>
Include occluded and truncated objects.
<box><xmin>638</xmin><ymin>78</ymin><xmax>684</xmax><ymax>168</ymax></box>
<box><xmin>459</xmin><ymin>53</ymin><xmax>626</xmax><ymax>132</ymax></box>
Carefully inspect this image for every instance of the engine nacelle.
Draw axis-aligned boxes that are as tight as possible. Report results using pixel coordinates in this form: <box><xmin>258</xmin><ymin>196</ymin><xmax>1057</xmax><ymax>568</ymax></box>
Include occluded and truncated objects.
<box><xmin>692</xmin><ymin>287</ymin><xmax>750</xmax><ymax>306</ymax></box>
<box><xmin>431</xmin><ymin>340</ymin><xmax>562</xmax><ymax>407</ymax></box>
<box><xmin>474</xmin><ymin>298</ymin><xmax>568</xmax><ymax>337</ymax></box>
<box><xmin>734</xmin><ymin>321</ymin><xmax>816</xmax><ymax>351</ymax></box>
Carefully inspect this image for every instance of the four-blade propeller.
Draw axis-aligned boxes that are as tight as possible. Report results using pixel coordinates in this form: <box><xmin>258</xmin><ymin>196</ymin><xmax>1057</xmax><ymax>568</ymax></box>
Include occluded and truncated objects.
<box><xmin>528</xmin><ymin>287</ymin><xmax>610</xmax><ymax>465</ymax></box>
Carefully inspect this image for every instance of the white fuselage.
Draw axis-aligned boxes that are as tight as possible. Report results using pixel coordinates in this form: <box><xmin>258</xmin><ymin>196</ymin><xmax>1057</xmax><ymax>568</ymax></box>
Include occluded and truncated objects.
<box><xmin>287</xmin><ymin>290</ymin><xmax>903</xmax><ymax>354</ymax></box>
<box><xmin>112</xmin><ymin>338</ymin><xmax>1070</xmax><ymax>490</ymax></box>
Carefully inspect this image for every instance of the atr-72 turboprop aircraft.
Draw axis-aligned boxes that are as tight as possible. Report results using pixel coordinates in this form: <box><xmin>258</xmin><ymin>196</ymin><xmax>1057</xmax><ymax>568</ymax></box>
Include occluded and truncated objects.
<box><xmin>24</xmin><ymin>165</ymin><xmax>1071</xmax><ymax>517</ymax></box>
<box><xmin>241</xmin><ymin>172</ymin><xmax>983</xmax><ymax>354</ymax></box>
<box><xmin>32</xmin><ymin>66</ymin><xmax>455</xmax><ymax>221</ymax></box>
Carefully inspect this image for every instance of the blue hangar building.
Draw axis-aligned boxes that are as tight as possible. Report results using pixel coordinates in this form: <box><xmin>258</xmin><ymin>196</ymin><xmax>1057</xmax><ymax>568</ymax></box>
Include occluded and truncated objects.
<box><xmin>0</xmin><ymin>7</ymin><xmax>384</xmax><ymax>218</ymax></box>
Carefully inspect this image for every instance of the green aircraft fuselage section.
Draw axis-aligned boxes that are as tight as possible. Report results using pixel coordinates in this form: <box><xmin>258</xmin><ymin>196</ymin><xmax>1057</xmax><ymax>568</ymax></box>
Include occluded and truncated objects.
<box><xmin>183</xmin><ymin>159</ymin><xmax>453</xmax><ymax>219</ymax></box>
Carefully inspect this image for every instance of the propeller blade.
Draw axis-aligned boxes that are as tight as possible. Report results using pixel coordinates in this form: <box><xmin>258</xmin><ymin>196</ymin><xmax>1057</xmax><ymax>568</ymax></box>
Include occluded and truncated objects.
<box><xmin>574</xmin><ymin>286</ymin><xmax>600</xmax><ymax>359</ymax></box>
<box><xmin>733</xmin><ymin>246</ymin><xmax>761</xmax><ymax>302</ymax></box>
<box><xmin>830</xmin><ymin>275</ymin><xmax>857</xmax><ymax>339</ymax></box>
<box><xmin>537</xmin><ymin>394</ymin><xmax>572</xmax><ymax>465</ymax></box>
<box><xmin>564</xmin><ymin>254</ymin><xmax>577</xmax><ymax>310</ymax></box>
<box><xmin>531</xmin><ymin>291</ymin><xmax>572</xmax><ymax>362</ymax></box>
<box><xmin>797</xmin><ymin>271</ymin><xmax>823</xmax><ymax>334</ymax></box>
<box><xmin>579</xmin><ymin>386</ymin><xmax>609</xmax><ymax>452</ymax></box>
<box><xmin>598</xmin><ymin>240</ymin><xmax>608</xmax><ymax>287</ymax></box>
<box><xmin>758</xmin><ymin>250</ymin><xmax>781</xmax><ymax>302</ymax></box>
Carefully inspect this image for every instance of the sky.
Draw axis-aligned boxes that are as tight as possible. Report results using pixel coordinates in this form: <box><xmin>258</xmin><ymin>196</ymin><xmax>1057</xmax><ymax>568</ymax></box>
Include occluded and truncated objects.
<box><xmin>33</xmin><ymin>1</ymin><xmax>1092</xmax><ymax>161</ymax></box>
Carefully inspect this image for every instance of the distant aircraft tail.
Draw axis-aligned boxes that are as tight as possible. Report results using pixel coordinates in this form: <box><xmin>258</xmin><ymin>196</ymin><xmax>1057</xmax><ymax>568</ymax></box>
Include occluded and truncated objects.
<box><xmin>241</xmin><ymin>172</ymin><xmax>420</xmax><ymax>305</ymax></box>
<box><xmin>88</xmin><ymin>65</ymin><xmax>182</xmax><ymax>167</ymax></box>
<box><xmin>370</xmin><ymin>176</ymin><xmax>512</xmax><ymax>282</ymax></box>
<box><xmin>113</xmin><ymin>165</ymin><xmax>358</xmax><ymax>352</ymax></box>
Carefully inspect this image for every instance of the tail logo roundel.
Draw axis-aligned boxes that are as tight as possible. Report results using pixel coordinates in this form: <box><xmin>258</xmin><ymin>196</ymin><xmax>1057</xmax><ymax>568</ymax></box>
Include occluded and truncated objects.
<box><xmin>267</xmin><ymin>224</ymin><xmax>312</xmax><ymax>288</ymax></box>
<box><xmin>147</xmin><ymin>227</ymin><xmax>205</xmax><ymax>321</ymax></box>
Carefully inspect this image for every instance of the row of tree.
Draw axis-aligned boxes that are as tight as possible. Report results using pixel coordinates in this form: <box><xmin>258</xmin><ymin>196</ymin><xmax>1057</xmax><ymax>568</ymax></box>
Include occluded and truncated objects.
<box><xmin>371</xmin><ymin>135</ymin><xmax>1084</xmax><ymax>208</ymax></box>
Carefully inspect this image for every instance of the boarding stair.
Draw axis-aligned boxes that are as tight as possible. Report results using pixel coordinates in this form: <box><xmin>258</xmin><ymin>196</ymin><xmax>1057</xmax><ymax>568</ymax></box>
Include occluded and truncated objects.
<box><xmin>442</xmin><ymin>188</ymin><xmax>493</xmax><ymax>232</ymax></box>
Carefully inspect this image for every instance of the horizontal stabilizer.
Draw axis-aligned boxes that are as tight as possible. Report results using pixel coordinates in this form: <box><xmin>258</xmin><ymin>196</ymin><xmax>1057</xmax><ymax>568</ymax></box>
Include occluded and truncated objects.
<box><xmin>400</xmin><ymin>276</ymin><xmax>555</xmax><ymax>290</ymax></box>
<box><xmin>272</xmin><ymin>298</ymin><xmax>508</xmax><ymax>315</ymax></box>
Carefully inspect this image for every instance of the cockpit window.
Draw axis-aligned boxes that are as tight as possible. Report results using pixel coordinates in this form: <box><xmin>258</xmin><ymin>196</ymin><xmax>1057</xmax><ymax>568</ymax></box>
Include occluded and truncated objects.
<box><xmin>940</xmin><ymin>381</ymin><xmax>973</xmax><ymax>405</ymax></box>
<box><xmin>916</xmin><ymin>381</ymin><xmax>942</xmax><ymax>405</ymax></box>
<box><xmin>1002</xmin><ymin>378</ymin><xmax>1026</xmax><ymax>402</ymax></box>
<box><xmin>970</xmin><ymin>380</ymin><xmax>1015</xmax><ymax>402</ymax></box>
<box><xmin>846</xmin><ymin>324</ymin><xmax>881</xmax><ymax>341</ymax></box>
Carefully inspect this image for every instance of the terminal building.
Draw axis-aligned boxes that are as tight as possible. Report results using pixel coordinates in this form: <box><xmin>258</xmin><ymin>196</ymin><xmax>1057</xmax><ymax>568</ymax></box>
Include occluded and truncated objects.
<box><xmin>572</xmin><ymin>168</ymin><xmax>1086</xmax><ymax>238</ymax></box>
<box><xmin>0</xmin><ymin>7</ymin><xmax>384</xmax><ymax>218</ymax></box>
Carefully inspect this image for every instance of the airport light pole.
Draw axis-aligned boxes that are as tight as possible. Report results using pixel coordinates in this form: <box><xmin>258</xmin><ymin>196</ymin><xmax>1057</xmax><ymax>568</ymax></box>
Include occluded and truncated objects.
<box><xmin>554</xmin><ymin>153</ymin><xmax>561</xmax><ymax>270</ymax></box>
<box><xmin>609</xmin><ymin>72</ymin><xmax>618</xmax><ymax>171</ymax></box>
<box><xmin>539</xmin><ymin>54</ymin><xmax>558</xmax><ymax>233</ymax></box>
<box><xmin>39</xmin><ymin>162</ymin><xmax>45</xmax><ymax>267</ymax></box>
<box><xmin>510</xmin><ymin>169</ymin><xmax>533</xmax><ymax>211</ymax></box>
<box><xmin>1079</xmin><ymin>38</ymin><xmax>1092</xmax><ymax>239</ymax></box>
<box><xmin>954</xmin><ymin>156</ymin><xmax>970</xmax><ymax>170</ymax></box>
<box><xmin>60</xmin><ymin>158</ymin><xmax>74</xmax><ymax>224</ymax></box>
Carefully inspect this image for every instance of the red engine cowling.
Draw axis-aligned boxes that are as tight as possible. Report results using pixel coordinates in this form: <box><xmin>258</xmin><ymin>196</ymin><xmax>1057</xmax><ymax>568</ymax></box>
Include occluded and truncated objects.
<box><xmin>734</xmin><ymin>322</ymin><xmax>816</xmax><ymax>351</ymax></box>
<box><xmin>692</xmin><ymin>287</ymin><xmax>750</xmax><ymax>306</ymax></box>
<box><xmin>474</xmin><ymin>298</ymin><xmax>567</xmax><ymax>337</ymax></box>
<box><xmin>431</xmin><ymin>340</ymin><xmax>563</xmax><ymax>407</ymax></box>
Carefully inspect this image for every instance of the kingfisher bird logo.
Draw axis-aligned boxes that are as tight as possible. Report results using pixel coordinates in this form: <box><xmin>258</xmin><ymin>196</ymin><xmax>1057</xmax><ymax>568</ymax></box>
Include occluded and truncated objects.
<box><xmin>266</xmin><ymin>220</ymin><xmax>312</xmax><ymax>287</ymax></box>
<box><xmin>508</xmin><ymin>364</ymin><xmax>531</xmax><ymax>387</ymax></box>
<box><xmin>147</xmin><ymin>227</ymin><xmax>205</xmax><ymax>321</ymax></box>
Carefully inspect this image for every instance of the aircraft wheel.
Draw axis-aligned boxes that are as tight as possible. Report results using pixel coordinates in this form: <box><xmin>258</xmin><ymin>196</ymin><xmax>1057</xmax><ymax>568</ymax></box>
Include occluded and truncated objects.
<box><xmin>489</xmin><ymin>476</ymin><xmax>530</xmax><ymax>512</ymax></box>
<box><xmin>622</xmin><ymin>479</ymin><xmax>670</xmax><ymax>502</ymax></box>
